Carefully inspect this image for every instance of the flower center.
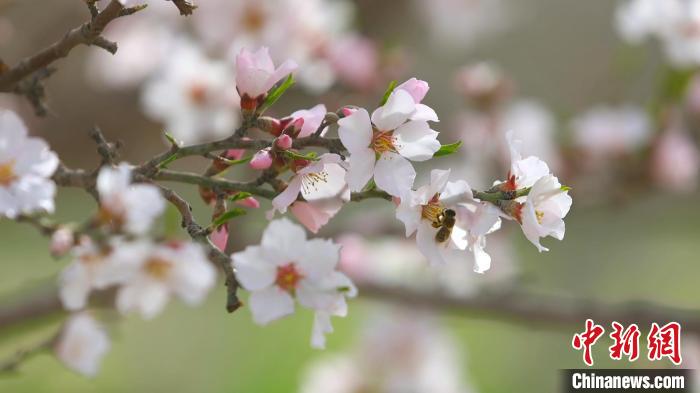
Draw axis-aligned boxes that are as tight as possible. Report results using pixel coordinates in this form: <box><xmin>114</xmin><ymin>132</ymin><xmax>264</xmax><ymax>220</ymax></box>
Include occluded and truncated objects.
<box><xmin>242</xmin><ymin>5</ymin><xmax>266</xmax><ymax>32</ymax></box>
<box><xmin>421</xmin><ymin>194</ymin><xmax>445</xmax><ymax>226</ymax></box>
<box><xmin>275</xmin><ymin>263</ymin><xmax>303</xmax><ymax>293</ymax></box>
<box><xmin>301</xmin><ymin>171</ymin><xmax>329</xmax><ymax>195</ymax></box>
<box><xmin>535</xmin><ymin>210</ymin><xmax>544</xmax><ymax>225</ymax></box>
<box><xmin>145</xmin><ymin>257</ymin><xmax>172</xmax><ymax>280</ymax></box>
<box><xmin>372</xmin><ymin>130</ymin><xmax>397</xmax><ymax>154</ymax></box>
<box><xmin>188</xmin><ymin>83</ymin><xmax>208</xmax><ymax>106</ymax></box>
<box><xmin>0</xmin><ymin>160</ymin><xmax>17</xmax><ymax>186</ymax></box>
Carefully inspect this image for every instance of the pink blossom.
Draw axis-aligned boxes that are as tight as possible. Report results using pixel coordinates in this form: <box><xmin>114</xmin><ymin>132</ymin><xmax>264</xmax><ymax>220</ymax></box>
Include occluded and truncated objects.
<box><xmin>275</xmin><ymin>134</ymin><xmax>293</xmax><ymax>150</ymax></box>
<box><xmin>652</xmin><ymin>128</ymin><xmax>700</xmax><ymax>192</ymax></box>
<box><xmin>327</xmin><ymin>35</ymin><xmax>379</xmax><ymax>91</ymax></box>
<box><xmin>290</xmin><ymin>104</ymin><xmax>327</xmax><ymax>138</ymax></box>
<box><xmin>250</xmin><ymin>148</ymin><xmax>273</xmax><ymax>170</ymax></box>
<box><xmin>290</xmin><ymin>198</ymin><xmax>344</xmax><ymax>234</ymax></box>
<box><xmin>235</xmin><ymin>47</ymin><xmax>297</xmax><ymax>99</ymax></box>
<box><xmin>210</xmin><ymin>225</ymin><xmax>229</xmax><ymax>251</ymax></box>
<box><xmin>50</xmin><ymin>227</ymin><xmax>74</xmax><ymax>258</ymax></box>
<box><xmin>396</xmin><ymin>78</ymin><xmax>429</xmax><ymax>104</ymax></box>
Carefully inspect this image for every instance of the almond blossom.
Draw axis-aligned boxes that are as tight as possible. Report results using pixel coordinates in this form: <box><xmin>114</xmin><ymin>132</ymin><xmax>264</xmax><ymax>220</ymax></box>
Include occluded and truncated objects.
<box><xmin>395</xmin><ymin>169</ymin><xmax>472</xmax><ymax>266</ymax></box>
<box><xmin>0</xmin><ymin>109</ymin><xmax>58</xmax><ymax>218</ymax></box>
<box><xmin>517</xmin><ymin>175</ymin><xmax>572</xmax><ymax>252</ymax></box>
<box><xmin>338</xmin><ymin>80</ymin><xmax>440</xmax><ymax>196</ymax></box>
<box><xmin>59</xmin><ymin>237</ymin><xmax>121</xmax><ymax>311</ymax></box>
<box><xmin>289</xmin><ymin>104</ymin><xmax>328</xmax><ymax>138</ymax></box>
<box><xmin>141</xmin><ymin>40</ymin><xmax>239</xmax><ymax>145</ymax></box>
<box><xmin>617</xmin><ymin>0</ymin><xmax>700</xmax><ymax>67</ymax></box>
<box><xmin>651</xmin><ymin>127</ymin><xmax>700</xmax><ymax>193</ymax></box>
<box><xmin>55</xmin><ymin>313</ymin><xmax>110</xmax><ymax>377</ymax></box>
<box><xmin>571</xmin><ymin>105</ymin><xmax>651</xmax><ymax>156</ymax></box>
<box><xmin>96</xmin><ymin>163</ymin><xmax>165</xmax><ymax>235</ymax></box>
<box><xmin>231</xmin><ymin>218</ymin><xmax>356</xmax><ymax>348</ymax></box>
<box><xmin>271</xmin><ymin>153</ymin><xmax>347</xmax><ymax>214</ymax></box>
<box><xmin>110</xmin><ymin>240</ymin><xmax>217</xmax><ymax>319</ymax></box>
<box><xmin>235</xmin><ymin>47</ymin><xmax>297</xmax><ymax>111</ymax></box>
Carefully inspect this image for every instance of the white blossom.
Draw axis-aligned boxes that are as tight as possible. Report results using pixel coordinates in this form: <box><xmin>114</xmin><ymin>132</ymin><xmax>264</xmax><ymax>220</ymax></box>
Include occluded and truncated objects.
<box><xmin>519</xmin><ymin>175</ymin><xmax>572</xmax><ymax>252</ymax></box>
<box><xmin>0</xmin><ymin>110</ymin><xmax>58</xmax><ymax>218</ymax></box>
<box><xmin>55</xmin><ymin>313</ymin><xmax>110</xmax><ymax>377</ymax></box>
<box><xmin>338</xmin><ymin>82</ymin><xmax>440</xmax><ymax>196</ymax></box>
<box><xmin>232</xmin><ymin>218</ymin><xmax>356</xmax><ymax>348</ymax></box>
<box><xmin>110</xmin><ymin>240</ymin><xmax>217</xmax><ymax>319</ymax></box>
<box><xmin>141</xmin><ymin>40</ymin><xmax>239</xmax><ymax>145</ymax></box>
<box><xmin>271</xmin><ymin>153</ymin><xmax>347</xmax><ymax>214</ymax></box>
<box><xmin>571</xmin><ymin>105</ymin><xmax>651</xmax><ymax>156</ymax></box>
<box><xmin>96</xmin><ymin>163</ymin><xmax>165</xmax><ymax>235</ymax></box>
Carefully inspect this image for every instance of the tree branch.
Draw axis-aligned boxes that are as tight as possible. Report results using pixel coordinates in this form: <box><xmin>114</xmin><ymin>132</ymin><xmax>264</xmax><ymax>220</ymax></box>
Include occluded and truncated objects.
<box><xmin>358</xmin><ymin>282</ymin><xmax>700</xmax><ymax>334</ymax></box>
<box><xmin>0</xmin><ymin>0</ymin><xmax>130</xmax><ymax>92</ymax></box>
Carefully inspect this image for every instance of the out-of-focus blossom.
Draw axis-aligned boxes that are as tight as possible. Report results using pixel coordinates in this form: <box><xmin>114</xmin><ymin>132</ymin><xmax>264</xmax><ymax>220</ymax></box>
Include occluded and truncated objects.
<box><xmin>235</xmin><ymin>47</ymin><xmax>297</xmax><ymax>102</ymax></box>
<box><xmin>272</xmin><ymin>153</ymin><xmax>346</xmax><ymax>214</ymax></box>
<box><xmin>300</xmin><ymin>312</ymin><xmax>475</xmax><ymax>393</ymax></box>
<box><xmin>326</xmin><ymin>35</ymin><xmax>380</xmax><ymax>91</ymax></box>
<box><xmin>455</xmin><ymin>62</ymin><xmax>512</xmax><ymax>106</ymax></box>
<box><xmin>111</xmin><ymin>240</ymin><xmax>217</xmax><ymax>319</ymax></box>
<box><xmin>571</xmin><ymin>105</ymin><xmax>652</xmax><ymax>156</ymax></box>
<box><xmin>651</xmin><ymin>127</ymin><xmax>700</xmax><ymax>192</ymax></box>
<box><xmin>50</xmin><ymin>227</ymin><xmax>75</xmax><ymax>258</ymax></box>
<box><xmin>502</xmin><ymin>101</ymin><xmax>561</xmax><ymax>173</ymax></box>
<box><xmin>59</xmin><ymin>237</ymin><xmax>119</xmax><ymax>311</ymax></box>
<box><xmin>141</xmin><ymin>40</ymin><xmax>239</xmax><ymax>145</ymax></box>
<box><xmin>0</xmin><ymin>110</ymin><xmax>58</xmax><ymax>218</ymax></box>
<box><xmin>232</xmin><ymin>218</ymin><xmax>356</xmax><ymax>348</ymax></box>
<box><xmin>617</xmin><ymin>0</ymin><xmax>700</xmax><ymax>67</ymax></box>
<box><xmin>414</xmin><ymin>0</ymin><xmax>509</xmax><ymax>51</ymax></box>
<box><xmin>96</xmin><ymin>163</ymin><xmax>165</xmax><ymax>235</ymax></box>
<box><xmin>55</xmin><ymin>313</ymin><xmax>110</xmax><ymax>377</ymax></box>
<box><xmin>338</xmin><ymin>85</ymin><xmax>440</xmax><ymax>196</ymax></box>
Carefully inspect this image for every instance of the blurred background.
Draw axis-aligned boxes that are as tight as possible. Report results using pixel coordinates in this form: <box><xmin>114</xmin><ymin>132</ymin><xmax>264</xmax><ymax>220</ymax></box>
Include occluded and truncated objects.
<box><xmin>1</xmin><ymin>0</ymin><xmax>700</xmax><ymax>391</ymax></box>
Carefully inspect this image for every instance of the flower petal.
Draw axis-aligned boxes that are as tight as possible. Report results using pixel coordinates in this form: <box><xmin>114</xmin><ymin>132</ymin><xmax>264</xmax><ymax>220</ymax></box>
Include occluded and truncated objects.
<box><xmin>394</xmin><ymin>120</ymin><xmax>441</xmax><ymax>161</ymax></box>
<box><xmin>249</xmin><ymin>286</ymin><xmax>295</xmax><ymax>325</ymax></box>
<box><xmin>272</xmin><ymin>176</ymin><xmax>303</xmax><ymax>214</ymax></box>
<box><xmin>371</xmin><ymin>89</ymin><xmax>415</xmax><ymax>131</ymax></box>
<box><xmin>231</xmin><ymin>245</ymin><xmax>277</xmax><ymax>291</ymax></box>
<box><xmin>374</xmin><ymin>152</ymin><xmax>416</xmax><ymax>197</ymax></box>
<box><xmin>345</xmin><ymin>147</ymin><xmax>376</xmax><ymax>192</ymax></box>
<box><xmin>337</xmin><ymin>108</ymin><xmax>372</xmax><ymax>153</ymax></box>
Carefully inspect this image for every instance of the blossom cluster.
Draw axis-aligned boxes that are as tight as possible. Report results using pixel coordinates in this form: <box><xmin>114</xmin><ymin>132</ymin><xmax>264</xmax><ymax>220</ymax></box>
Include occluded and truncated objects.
<box><xmin>0</xmin><ymin>44</ymin><xmax>572</xmax><ymax>377</ymax></box>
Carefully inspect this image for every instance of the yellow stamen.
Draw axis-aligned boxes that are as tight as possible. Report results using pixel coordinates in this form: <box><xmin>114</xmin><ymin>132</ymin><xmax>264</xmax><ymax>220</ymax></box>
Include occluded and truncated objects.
<box><xmin>0</xmin><ymin>160</ymin><xmax>17</xmax><ymax>186</ymax></box>
<box><xmin>536</xmin><ymin>210</ymin><xmax>544</xmax><ymax>225</ymax></box>
<box><xmin>301</xmin><ymin>171</ymin><xmax>329</xmax><ymax>195</ymax></box>
<box><xmin>145</xmin><ymin>257</ymin><xmax>172</xmax><ymax>280</ymax></box>
<box><xmin>421</xmin><ymin>194</ymin><xmax>445</xmax><ymax>225</ymax></box>
<box><xmin>372</xmin><ymin>131</ymin><xmax>398</xmax><ymax>154</ymax></box>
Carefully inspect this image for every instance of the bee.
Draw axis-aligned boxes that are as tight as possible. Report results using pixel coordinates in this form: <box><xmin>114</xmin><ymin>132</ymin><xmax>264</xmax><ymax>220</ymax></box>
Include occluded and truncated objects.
<box><xmin>433</xmin><ymin>208</ymin><xmax>456</xmax><ymax>244</ymax></box>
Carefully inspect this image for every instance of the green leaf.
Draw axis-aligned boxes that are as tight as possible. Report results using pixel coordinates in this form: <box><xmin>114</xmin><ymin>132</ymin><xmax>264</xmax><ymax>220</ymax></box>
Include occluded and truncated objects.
<box><xmin>163</xmin><ymin>131</ymin><xmax>180</xmax><ymax>148</ymax></box>
<box><xmin>229</xmin><ymin>192</ymin><xmax>253</xmax><ymax>202</ymax></box>
<box><xmin>157</xmin><ymin>153</ymin><xmax>180</xmax><ymax>169</ymax></box>
<box><xmin>284</xmin><ymin>150</ymin><xmax>319</xmax><ymax>161</ymax></box>
<box><xmin>561</xmin><ymin>185</ymin><xmax>572</xmax><ymax>192</ymax></box>
<box><xmin>258</xmin><ymin>74</ymin><xmax>295</xmax><ymax>114</ymax></box>
<box><xmin>379</xmin><ymin>80</ymin><xmax>397</xmax><ymax>106</ymax></box>
<box><xmin>219</xmin><ymin>155</ymin><xmax>253</xmax><ymax>166</ymax></box>
<box><xmin>211</xmin><ymin>208</ymin><xmax>247</xmax><ymax>228</ymax></box>
<box><xmin>433</xmin><ymin>141</ymin><xmax>463</xmax><ymax>157</ymax></box>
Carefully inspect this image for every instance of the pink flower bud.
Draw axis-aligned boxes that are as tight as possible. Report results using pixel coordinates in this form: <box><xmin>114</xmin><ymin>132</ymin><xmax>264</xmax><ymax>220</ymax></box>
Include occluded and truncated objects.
<box><xmin>339</xmin><ymin>107</ymin><xmax>357</xmax><ymax>118</ymax></box>
<box><xmin>396</xmin><ymin>77</ymin><xmax>429</xmax><ymax>104</ymax></box>
<box><xmin>236</xmin><ymin>196</ymin><xmax>261</xmax><ymax>209</ymax></box>
<box><xmin>275</xmin><ymin>134</ymin><xmax>293</xmax><ymax>150</ymax></box>
<box><xmin>235</xmin><ymin>47</ymin><xmax>298</xmax><ymax>99</ymax></box>
<box><xmin>210</xmin><ymin>225</ymin><xmax>229</xmax><ymax>251</ymax></box>
<box><xmin>249</xmin><ymin>149</ymin><xmax>273</xmax><ymax>170</ymax></box>
<box><xmin>50</xmin><ymin>227</ymin><xmax>74</xmax><ymax>257</ymax></box>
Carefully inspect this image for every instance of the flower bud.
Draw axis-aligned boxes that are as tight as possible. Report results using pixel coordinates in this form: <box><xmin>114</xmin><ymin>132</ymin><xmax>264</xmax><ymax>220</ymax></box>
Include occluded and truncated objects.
<box><xmin>235</xmin><ymin>195</ymin><xmax>261</xmax><ymax>209</ymax></box>
<box><xmin>396</xmin><ymin>77</ymin><xmax>429</xmax><ymax>104</ymax></box>
<box><xmin>256</xmin><ymin>116</ymin><xmax>283</xmax><ymax>136</ymax></box>
<box><xmin>338</xmin><ymin>107</ymin><xmax>358</xmax><ymax>118</ymax></box>
<box><xmin>249</xmin><ymin>149</ymin><xmax>273</xmax><ymax>170</ymax></box>
<box><xmin>51</xmin><ymin>227</ymin><xmax>74</xmax><ymax>258</ymax></box>
<box><xmin>275</xmin><ymin>134</ymin><xmax>293</xmax><ymax>150</ymax></box>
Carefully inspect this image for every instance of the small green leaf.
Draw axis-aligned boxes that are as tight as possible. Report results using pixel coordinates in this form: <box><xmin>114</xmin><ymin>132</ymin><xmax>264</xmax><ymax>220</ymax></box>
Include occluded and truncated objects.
<box><xmin>379</xmin><ymin>80</ymin><xmax>397</xmax><ymax>106</ymax></box>
<box><xmin>157</xmin><ymin>153</ymin><xmax>180</xmax><ymax>169</ymax></box>
<box><xmin>561</xmin><ymin>185</ymin><xmax>572</xmax><ymax>192</ymax></box>
<box><xmin>258</xmin><ymin>74</ymin><xmax>295</xmax><ymax>114</ymax></box>
<box><xmin>219</xmin><ymin>155</ymin><xmax>253</xmax><ymax>166</ymax></box>
<box><xmin>211</xmin><ymin>208</ymin><xmax>247</xmax><ymax>228</ymax></box>
<box><xmin>229</xmin><ymin>192</ymin><xmax>253</xmax><ymax>202</ymax></box>
<box><xmin>163</xmin><ymin>131</ymin><xmax>180</xmax><ymax>148</ymax></box>
<box><xmin>433</xmin><ymin>141</ymin><xmax>463</xmax><ymax>157</ymax></box>
<box><xmin>284</xmin><ymin>150</ymin><xmax>319</xmax><ymax>161</ymax></box>
<box><xmin>337</xmin><ymin>286</ymin><xmax>352</xmax><ymax>293</ymax></box>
